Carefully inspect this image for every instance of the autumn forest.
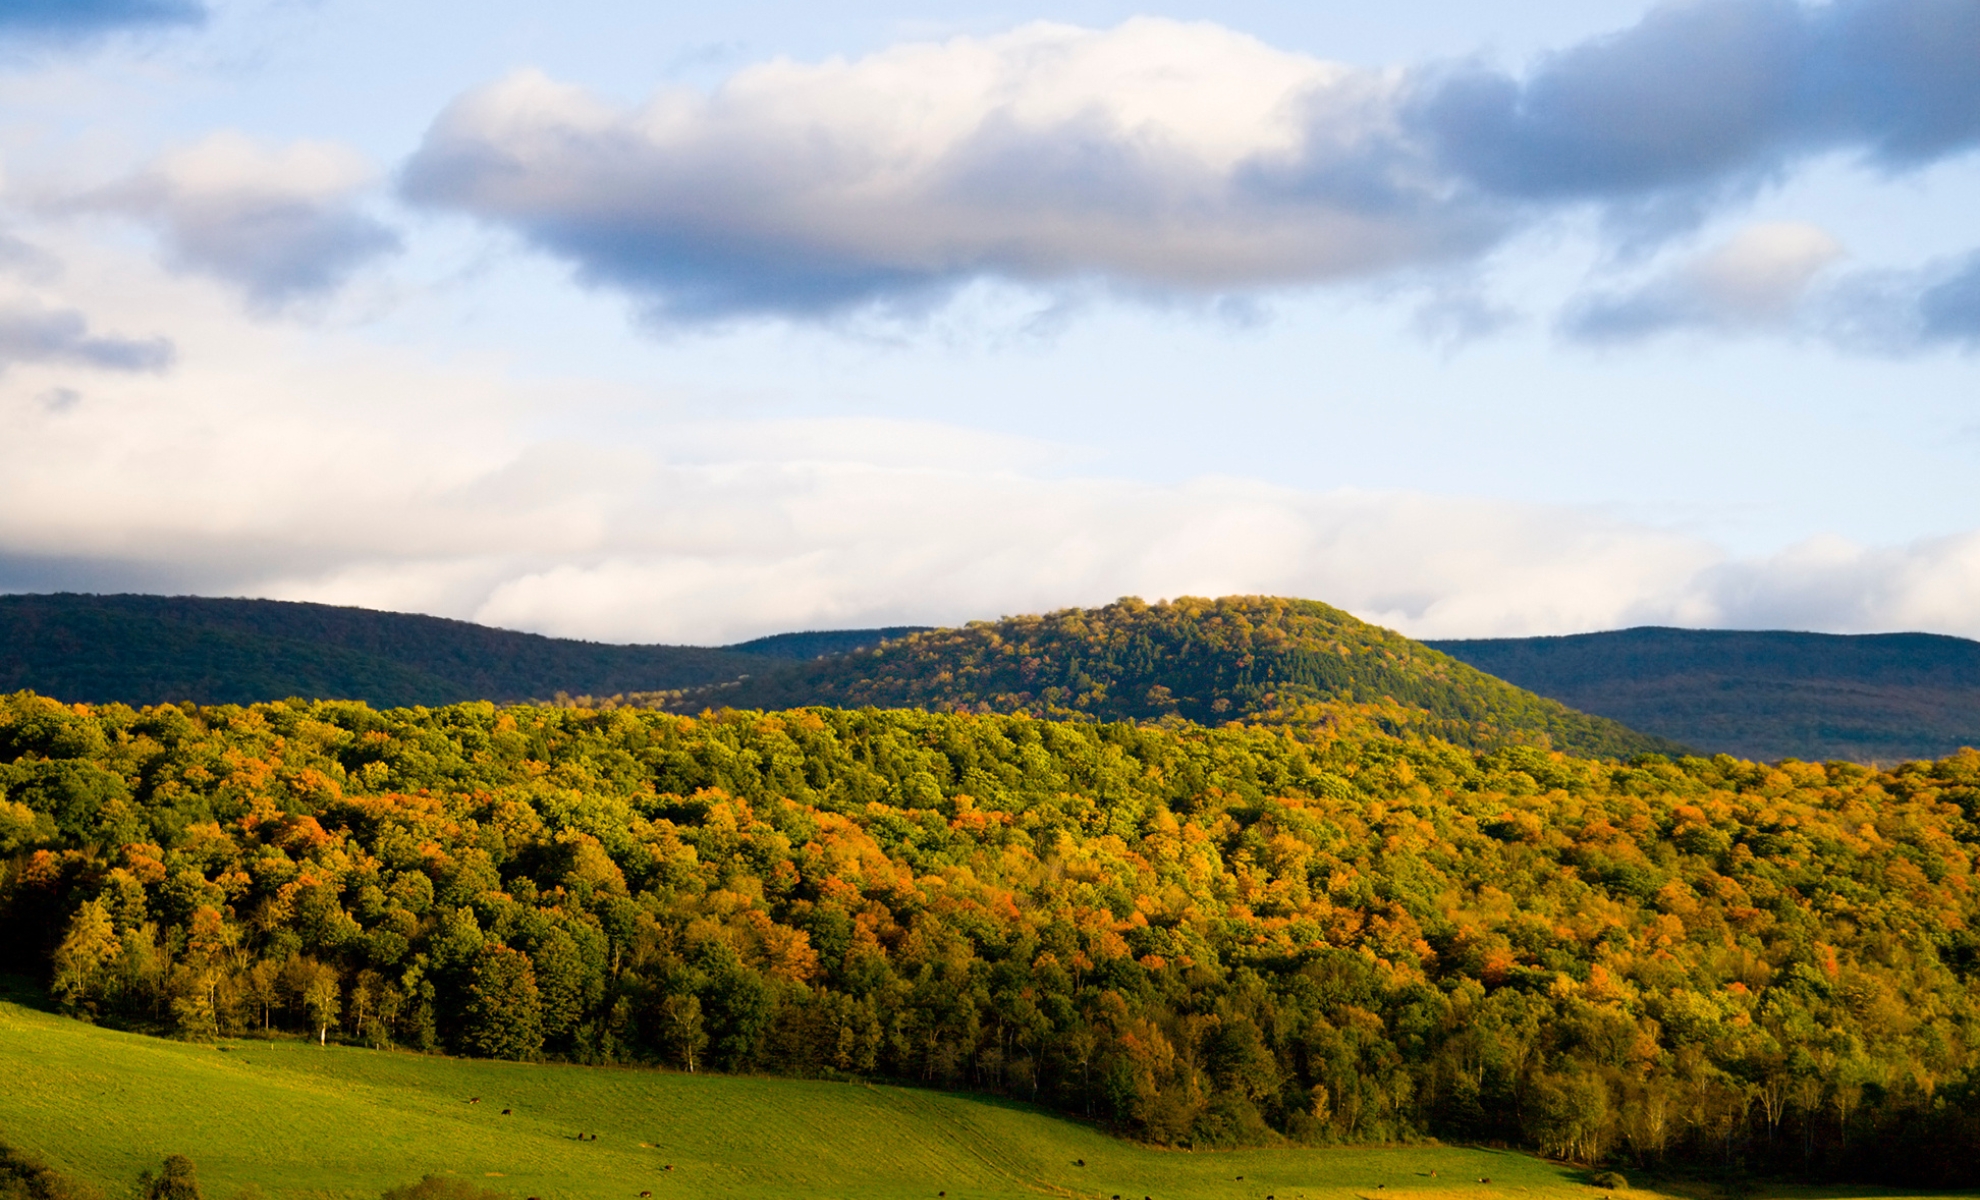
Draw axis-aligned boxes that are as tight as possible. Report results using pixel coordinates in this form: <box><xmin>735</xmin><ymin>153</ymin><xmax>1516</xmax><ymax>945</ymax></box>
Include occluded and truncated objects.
<box><xmin>2</xmin><ymin>662</ymin><xmax>1975</xmax><ymax>1186</ymax></box>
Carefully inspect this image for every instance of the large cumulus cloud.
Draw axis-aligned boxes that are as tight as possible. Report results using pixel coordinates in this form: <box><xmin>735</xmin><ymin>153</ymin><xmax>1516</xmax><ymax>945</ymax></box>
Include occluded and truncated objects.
<box><xmin>403</xmin><ymin>20</ymin><xmax>1495</xmax><ymax>319</ymax></box>
<box><xmin>402</xmin><ymin>0</ymin><xmax>1980</xmax><ymax>321</ymax></box>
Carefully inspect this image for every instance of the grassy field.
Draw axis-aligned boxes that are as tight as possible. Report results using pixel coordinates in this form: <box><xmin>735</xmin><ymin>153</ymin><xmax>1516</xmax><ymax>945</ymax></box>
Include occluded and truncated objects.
<box><xmin>0</xmin><ymin>998</ymin><xmax>1961</xmax><ymax>1200</ymax></box>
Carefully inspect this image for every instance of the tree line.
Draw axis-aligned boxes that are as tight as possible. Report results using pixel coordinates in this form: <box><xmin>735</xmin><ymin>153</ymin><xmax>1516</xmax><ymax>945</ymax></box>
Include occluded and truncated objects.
<box><xmin>0</xmin><ymin>691</ymin><xmax>1975</xmax><ymax>1185</ymax></box>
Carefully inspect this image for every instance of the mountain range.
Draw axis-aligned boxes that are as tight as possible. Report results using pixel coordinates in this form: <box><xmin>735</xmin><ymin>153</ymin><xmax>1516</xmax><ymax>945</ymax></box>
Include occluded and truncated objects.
<box><xmin>1428</xmin><ymin>626</ymin><xmax>1980</xmax><ymax>763</ymax></box>
<box><xmin>0</xmin><ymin>592</ymin><xmax>918</xmax><ymax>709</ymax></box>
<box><xmin>7</xmin><ymin>591</ymin><xmax>1980</xmax><ymax>763</ymax></box>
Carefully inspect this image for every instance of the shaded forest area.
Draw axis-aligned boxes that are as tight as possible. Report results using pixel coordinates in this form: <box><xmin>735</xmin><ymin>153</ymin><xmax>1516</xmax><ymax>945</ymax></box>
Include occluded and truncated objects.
<box><xmin>1428</xmin><ymin>627</ymin><xmax>1980</xmax><ymax>765</ymax></box>
<box><xmin>0</xmin><ymin>593</ymin><xmax>917</xmax><ymax>709</ymax></box>
<box><xmin>2</xmin><ymin>692</ymin><xmax>1974</xmax><ymax>1185</ymax></box>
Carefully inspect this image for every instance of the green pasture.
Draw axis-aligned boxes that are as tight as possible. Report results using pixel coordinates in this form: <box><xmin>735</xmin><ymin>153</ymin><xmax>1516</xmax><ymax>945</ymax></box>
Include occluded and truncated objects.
<box><xmin>0</xmin><ymin>999</ymin><xmax>1958</xmax><ymax>1200</ymax></box>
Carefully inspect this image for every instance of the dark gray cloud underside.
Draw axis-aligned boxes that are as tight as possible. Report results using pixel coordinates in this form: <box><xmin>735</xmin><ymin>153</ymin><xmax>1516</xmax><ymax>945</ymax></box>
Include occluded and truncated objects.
<box><xmin>167</xmin><ymin>203</ymin><xmax>402</xmax><ymax>306</ymax></box>
<box><xmin>0</xmin><ymin>306</ymin><xmax>173</xmax><ymax>371</ymax></box>
<box><xmin>1417</xmin><ymin>0</ymin><xmax>1980</xmax><ymax>202</ymax></box>
<box><xmin>1414</xmin><ymin>0</ymin><xmax>1980</xmax><ymax>202</ymax></box>
<box><xmin>0</xmin><ymin>0</ymin><xmax>203</xmax><ymax>38</ymax></box>
<box><xmin>1918</xmin><ymin>254</ymin><xmax>1980</xmax><ymax>346</ymax></box>
<box><xmin>546</xmin><ymin>223</ymin><xmax>961</xmax><ymax>320</ymax></box>
<box><xmin>1557</xmin><ymin>288</ymin><xmax>1698</xmax><ymax>342</ymax></box>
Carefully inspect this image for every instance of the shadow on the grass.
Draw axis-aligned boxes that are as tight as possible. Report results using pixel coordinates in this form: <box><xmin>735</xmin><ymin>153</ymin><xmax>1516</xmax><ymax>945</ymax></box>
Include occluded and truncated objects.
<box><xmin>0</xmin><ymin>973</ymin><xmax>59</xmax><ymax>1014</ymax></box>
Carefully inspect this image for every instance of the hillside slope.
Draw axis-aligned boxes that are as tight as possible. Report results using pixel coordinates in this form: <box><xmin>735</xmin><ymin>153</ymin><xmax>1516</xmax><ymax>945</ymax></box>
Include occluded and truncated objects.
<box><xmin>699</xmin><ymin>595</ymin><xmax>1686</xmax><ymax>758</ymax></box>
<box><xmin>0</xmin><ymin>593</ymin><xmax>916</xmax><ymax>709</ymax></box>
<box><xmin>2</xmin><ymin>693</ymin><xmax>1976</xmax><ymax>1182</ymax></box>
<box><xmin>0</xmin><ymin>995</ymin><xmax>1594</xmax><ymax>1200</ymax></box>
<box><xmin>1427</xmin><ymin>627</ymin><xmax>1980</xmax><ymax>763</ymax></box>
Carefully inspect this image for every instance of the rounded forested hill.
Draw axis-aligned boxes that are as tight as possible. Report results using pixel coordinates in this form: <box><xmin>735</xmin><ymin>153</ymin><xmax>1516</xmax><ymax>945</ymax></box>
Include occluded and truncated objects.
<box><xmin>704</xmin><ymin>596</ymin><xmax>1686</xmax><ymax>758</ymax></box>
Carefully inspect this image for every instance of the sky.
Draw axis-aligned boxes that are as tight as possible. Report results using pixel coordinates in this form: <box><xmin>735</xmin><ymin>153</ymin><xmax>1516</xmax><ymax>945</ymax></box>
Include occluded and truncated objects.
<box><xmin>0</xmin><ymin>0</ymin><xmax>1977</xmax><ymax>645</ymax></box>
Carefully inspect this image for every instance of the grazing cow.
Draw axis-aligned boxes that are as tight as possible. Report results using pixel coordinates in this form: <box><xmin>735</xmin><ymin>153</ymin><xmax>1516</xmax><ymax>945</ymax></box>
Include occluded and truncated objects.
<box><xmin>640</xmin><ymin>1192</ymin><xmax>651</xmax><ymax>1197</ymax></box>
<box><xmin>664</xmin><ymin>1166</ymin><xmax>673</xmax><ymax>1172</ymax></box>
<box><xmin>502</xmin><ymin>1109</ymin><xmax>512</xmax><ymax>1116</ymax></box>
<box><xmin>469</xmin><ymin>1098</ymin><xmax>480</xmax><ymax>1104</ymax></box>
<box><xmin>1076</xmin><ymin>1160</ymin><xmax>1084</xmax><ymax>1167</ymax></box>
<box><xmin>1480</xmin><ymin>1178</ymin><xmax>1491</xmax><ymax>1184</ymax></box>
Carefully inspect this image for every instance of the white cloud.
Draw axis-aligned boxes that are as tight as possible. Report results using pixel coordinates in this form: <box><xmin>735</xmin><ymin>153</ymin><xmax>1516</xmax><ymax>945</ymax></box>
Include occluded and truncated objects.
<box><xmin>1562</xmin><ymin>221</ymin><xmax>1845</xmax><ymax>340</ymax></box>
<box><xmin>1689</xmin><ymin>223</ymin><xmax>1845</xmax><ymax>317</ymax></box>
<box><xmin>1689</xmin><ymin>532</ymin><xmax>1980</xmax><ymax>632</ymax></box>
<box><xmin>80</xmin><ymin>132</ymin><xmax>400</xmax><ymax>307</ymax></box>
<box><xmin>402</xmin><ymin>19</ymin><xmax>1495</xmax><ymax>318</ymax></box>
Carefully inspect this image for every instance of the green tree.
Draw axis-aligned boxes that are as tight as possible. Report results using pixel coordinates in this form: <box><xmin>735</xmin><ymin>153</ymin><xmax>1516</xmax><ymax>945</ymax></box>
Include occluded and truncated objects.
<box><xmin>302</xmin><ymin>971</ymin><xmax>340</xmax><ymax>1046</ymax></box>
<box><xmin>658</xmin><ymin>993</ymin><xmax>707</xmax><ymax>1073</ymax></box>
<box><xmin>49</xmin><ymin>900</ymin><xmax>119</xmax><ymax>1017</ymax></box>
<box><xmin>529</xmin><ymin>928</ymin><xmax>586</xmax><ymax>1045</ymax></box>
<box><xmin>1526</xmin><ymin>1069</ymin><xmax>1611</xmax><ymax>1163</ymax></box>
<box><xmin>137</xmin><ymin>1155</ymin><xmax>202</xmax><ymax>1200</ymax></box>
<box><xmin>461</xmin><ymin>945</ymin><xmax>542</xmax><ymax>1061</ymax></box>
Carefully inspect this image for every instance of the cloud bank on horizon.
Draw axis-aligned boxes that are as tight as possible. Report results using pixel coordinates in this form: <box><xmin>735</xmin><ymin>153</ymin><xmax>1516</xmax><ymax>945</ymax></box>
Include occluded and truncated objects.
<box><xmin>9</xmin><ymin>359</ymin><xmax>1980</xmax><ymax>646</ymax></box>
<box><xmin>402</xmin><ymin>0</ymin><xmax>1980</xmax><ymax>337</ymax></box>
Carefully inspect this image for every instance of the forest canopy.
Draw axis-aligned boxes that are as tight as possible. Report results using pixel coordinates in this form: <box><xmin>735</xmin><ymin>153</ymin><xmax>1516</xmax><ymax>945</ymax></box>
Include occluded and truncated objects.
<box><xmin>1</xmin><ymin>691</ymin><xmax>1975</xmax><ymax>1185</ymax></box>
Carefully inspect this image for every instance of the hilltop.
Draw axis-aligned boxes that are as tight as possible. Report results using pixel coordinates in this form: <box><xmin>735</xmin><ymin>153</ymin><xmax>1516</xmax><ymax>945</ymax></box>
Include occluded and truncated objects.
<box><xmin>693</xmin><ymin>595</ymin><xmax>1685</xmax><ymax>758</ymax></box>
<box><xmin>1428</xmin><ymin>626</ymin><xmax>1980</xmax><ymax>764</ymax></box>
<box><xmin>0</xmin><ymin>593</ymin><xmax>918</xmax><ymax>709</ymax></box>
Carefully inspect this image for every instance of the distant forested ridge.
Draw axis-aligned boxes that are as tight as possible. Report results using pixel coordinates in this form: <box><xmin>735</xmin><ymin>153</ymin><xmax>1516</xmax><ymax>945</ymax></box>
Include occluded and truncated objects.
<box><xmin>3</xmin><ymin>692</ymin><xmax>1975</xmax><ymax>1183</ymax></box>
<box><xmin>1428</xmin><ymin>627</ymin><xmax>1980</xmax><ymax>765</ymax></box>
<box><xmin>0</xmin><ymin>593</ymin><xmax>918</xmax><ymax>709</ymax></box>
<box><xmin>689</xmin><ymin>596</ymin><xmax>1686</xmax><ymax>760</ymax></box>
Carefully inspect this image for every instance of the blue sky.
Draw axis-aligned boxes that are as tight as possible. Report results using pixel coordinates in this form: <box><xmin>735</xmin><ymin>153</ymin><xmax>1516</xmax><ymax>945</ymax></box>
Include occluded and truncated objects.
<box><xmin>0</xmin><ymin>0</ymin><xmax>1976</xmax><ymax>643</ymax></box>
